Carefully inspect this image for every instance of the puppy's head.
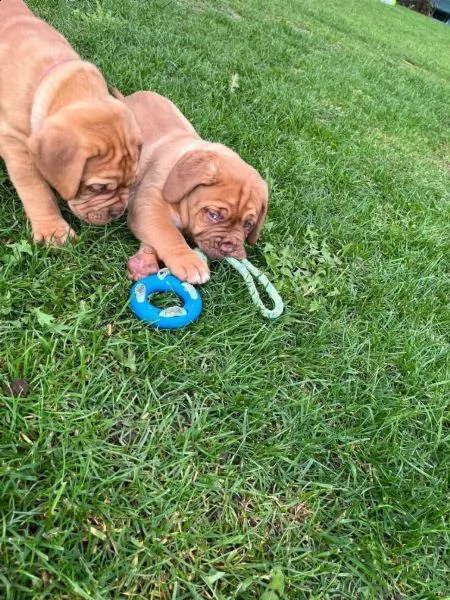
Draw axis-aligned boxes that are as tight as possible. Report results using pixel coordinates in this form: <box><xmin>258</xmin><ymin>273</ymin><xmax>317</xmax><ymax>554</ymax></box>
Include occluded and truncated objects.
<box><xmin>163</xmin><ymin>147</ymin><xmax>268</xmax><ymax>260</ymax></box>
<box><xmin>27</xmin><ymin>98</ymin><xmax>142</xmax><ymax>225</ymax></box>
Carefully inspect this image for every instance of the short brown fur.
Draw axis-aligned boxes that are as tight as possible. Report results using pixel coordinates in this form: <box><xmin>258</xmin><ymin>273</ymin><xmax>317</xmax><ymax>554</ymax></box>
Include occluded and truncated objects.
<box><xmin>0</xmin><ymin>0</ymin><xmax>142</xmax><ymax>243</ymax></box>
<box><xmin>124</xmin><ymin>91</ymin><xmax>268</xmax><ymax>285</ymax></box>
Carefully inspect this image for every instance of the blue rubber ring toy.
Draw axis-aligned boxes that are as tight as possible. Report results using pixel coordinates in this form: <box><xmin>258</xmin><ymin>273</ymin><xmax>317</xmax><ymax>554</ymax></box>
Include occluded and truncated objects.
<box><xmin>129</xmin><ymin>268</ymin><xmax>202</xmax><ymax>329</ymax></box>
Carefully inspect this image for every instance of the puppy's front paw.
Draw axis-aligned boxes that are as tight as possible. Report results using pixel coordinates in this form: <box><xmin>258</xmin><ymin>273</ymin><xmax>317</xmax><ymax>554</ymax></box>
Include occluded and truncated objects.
<box><xmin>33</xmin><ymin>220</ymin><xmax>77</xmax><ymax>246</ymax></box>
<box><xmin>127</xmin><ymin>246</ymin><xmax>160</xmax><ymax>281</ymax></box>
<box><xmin>166</xmin><ymin>250</ymin><xmax>210</xmax><ymax>285</ymax></box>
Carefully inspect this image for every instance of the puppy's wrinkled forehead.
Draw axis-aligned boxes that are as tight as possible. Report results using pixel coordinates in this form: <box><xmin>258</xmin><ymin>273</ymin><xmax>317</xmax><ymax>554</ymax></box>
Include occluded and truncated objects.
<box><xmin>84</xmin><ymin>148</ymin><xmax>138</xmax><ymax>188</ymax></box>
<box><xmin>76</xmin><ymin>101</ymin><xmax>141</xmax><ymax>184</ymax></box>
<box><xmin>209</xmin><ymin>159</ymin><xmax>267</xmax><ymax>214</ymax></box>
<box><xmin>198</xmin><ymin>179</ymin><xmax>258</xmax><ymax>216</ymax></box>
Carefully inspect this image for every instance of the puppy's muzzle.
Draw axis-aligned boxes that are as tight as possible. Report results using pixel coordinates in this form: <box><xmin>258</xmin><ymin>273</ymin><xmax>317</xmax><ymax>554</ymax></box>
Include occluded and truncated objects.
<box><xmin>219</xmin><ymin>241</ymin><xmax>237</xmax><ymax>256</ymax></box>
<box><xmin>197</xmin><ymin>237</ymin><xmax>246</xmax><ymax>260</ymax></box>
<box><xmin>86</xmin><ymin>202</ymin><xmax>126</xmax><ymax>224</ymax></box>
<box><xmin>69</xmin><ymin>190</ymin><xmax>129</xmax><ymax>224</ymax></box>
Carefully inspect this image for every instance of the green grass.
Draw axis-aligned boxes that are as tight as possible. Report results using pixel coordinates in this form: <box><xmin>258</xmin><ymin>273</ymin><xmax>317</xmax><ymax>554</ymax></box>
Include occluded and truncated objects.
<box><xmin>1</xmin><ymin>0</ymin><xmax>449</xmax><ymax>597</ymax></box>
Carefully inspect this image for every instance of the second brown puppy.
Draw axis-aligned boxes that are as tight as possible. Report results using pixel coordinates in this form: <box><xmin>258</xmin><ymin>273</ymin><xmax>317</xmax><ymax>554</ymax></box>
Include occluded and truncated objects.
<box><xmin>124</xmin><ymin>91</ymin><xmax>268</xmax><ymax>285</ymax></box>
<box><xmin>0</xmin><ymin>0</ymin><xmax>142</xmax><ymax>244</ymax></box>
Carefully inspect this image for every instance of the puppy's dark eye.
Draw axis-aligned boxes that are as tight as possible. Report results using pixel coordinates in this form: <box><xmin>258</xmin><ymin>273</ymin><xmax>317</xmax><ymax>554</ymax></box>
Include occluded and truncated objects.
<box><xmin>244</xmin><ymin>220</ymin><xmax>254</xmax><ymax>231</ymax></box>
<box><xmin>207</xmin><ymin>209</ymin><xmax>221</xmax><ymax>223</ymax></box>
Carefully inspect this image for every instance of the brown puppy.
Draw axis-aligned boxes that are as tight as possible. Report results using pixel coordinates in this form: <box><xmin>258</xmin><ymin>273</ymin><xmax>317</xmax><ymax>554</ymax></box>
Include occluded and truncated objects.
<box><xmin>124</xmin><ymin>91</ymin><xmax>268</xmax><ymax>285</ymax></box>
<box><xmin>0</xmin><ymin>0</ymin><xmax>142</xmax><ymax>244</ymax></box>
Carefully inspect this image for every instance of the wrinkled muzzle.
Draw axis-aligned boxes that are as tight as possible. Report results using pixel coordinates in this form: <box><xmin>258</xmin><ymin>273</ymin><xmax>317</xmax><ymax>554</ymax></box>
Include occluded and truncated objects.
<box><xmin>68</xmin><ymin>189</ymin><xmax>129</xmax><ymax>225</ymax></box>
<box><xmin>196</xmin><ymin>235</ymin><xmax>247</xmax><ymax>260</ymax></box>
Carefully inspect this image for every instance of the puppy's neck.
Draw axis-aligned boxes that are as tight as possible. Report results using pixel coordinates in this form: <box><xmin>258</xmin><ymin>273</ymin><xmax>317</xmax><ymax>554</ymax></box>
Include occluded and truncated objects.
<box><xmin>31</xmin><ymin>61</ymin><xmax>108</xmax><ymax>132</ymax></box>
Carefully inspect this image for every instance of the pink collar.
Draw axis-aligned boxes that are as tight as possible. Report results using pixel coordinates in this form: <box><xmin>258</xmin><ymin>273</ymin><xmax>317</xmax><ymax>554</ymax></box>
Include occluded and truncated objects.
<box><xmin>38</xmin><ymin>57</ymin><xmax>81</xmax><ymax>86</ymax></box>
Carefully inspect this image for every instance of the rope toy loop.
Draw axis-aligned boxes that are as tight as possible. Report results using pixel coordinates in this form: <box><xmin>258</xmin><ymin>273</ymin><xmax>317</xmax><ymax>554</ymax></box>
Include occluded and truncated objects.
<box><xmin>194</xmin><ymin>249</ymin><xmax>284</xmax><ymax>319</ymax></box>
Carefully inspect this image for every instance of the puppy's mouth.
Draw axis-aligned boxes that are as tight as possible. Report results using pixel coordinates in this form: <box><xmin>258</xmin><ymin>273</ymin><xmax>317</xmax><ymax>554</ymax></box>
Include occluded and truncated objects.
<box><xmin>195</xmin><ymin>237</ymin><xmax>246</xmax><ymax>261</ymax></box>
<box><xmin>85</xmin><ymin>203</ymin><xmax>126</xmax><ymax>224</ymax></box>
<box><xmin>68</xmin><ymin>193</ymin><xmax>128</xmax><ymax>225</ymax></box>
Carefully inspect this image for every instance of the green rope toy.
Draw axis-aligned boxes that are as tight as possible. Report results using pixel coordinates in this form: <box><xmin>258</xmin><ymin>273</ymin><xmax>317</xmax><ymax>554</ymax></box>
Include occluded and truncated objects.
<box><xmin>194</xmin><ymin>248</ymin><xmax>284</xmax><ymax>319</ymax></box>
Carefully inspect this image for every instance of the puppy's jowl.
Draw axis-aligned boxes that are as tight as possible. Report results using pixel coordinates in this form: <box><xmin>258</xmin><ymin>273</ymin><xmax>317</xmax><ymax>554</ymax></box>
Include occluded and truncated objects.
<box><xmin>0</xmin><ymin>0</ymin><xmax>142</xmax><ymax>244</ymax></box>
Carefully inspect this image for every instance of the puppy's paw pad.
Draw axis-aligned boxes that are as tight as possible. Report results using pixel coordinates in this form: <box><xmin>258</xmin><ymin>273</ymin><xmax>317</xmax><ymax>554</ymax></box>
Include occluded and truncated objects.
<box><xmin>127</xmin><ymin>248</ymin><xmax>160</xmax><ymax>281</ymax></box>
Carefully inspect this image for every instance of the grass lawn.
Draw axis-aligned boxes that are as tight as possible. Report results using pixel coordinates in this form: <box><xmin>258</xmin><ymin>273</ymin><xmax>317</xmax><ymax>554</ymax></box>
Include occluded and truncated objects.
<box><xmin>1</xmin><ymin>0</ymin><xmax>449</xmax><ymax>597</ymax></box>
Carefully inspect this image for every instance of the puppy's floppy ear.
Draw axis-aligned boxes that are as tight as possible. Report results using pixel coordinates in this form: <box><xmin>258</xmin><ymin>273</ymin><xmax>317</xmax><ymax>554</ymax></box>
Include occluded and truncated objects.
<box><xmin>247</xmin><ymin>181</ymin><xmax>269</xmax><ymax>245</ymax></box>
<box><xmin>27</xmin><ymin>122</ymin><xmax>90</xmax><ymax>200</ymax></box>
<box><xmin>163</xmin><ymin>149</ymin><xmax>218</xmax><ymax>203</ymax></box>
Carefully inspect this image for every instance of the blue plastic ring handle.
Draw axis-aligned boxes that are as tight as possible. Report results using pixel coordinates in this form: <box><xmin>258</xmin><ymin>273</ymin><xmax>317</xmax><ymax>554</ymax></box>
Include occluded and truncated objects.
<box><xmin>129</xmin><ymin>268</ymin><xmax>202</xmax><ymax>329</ymax></box>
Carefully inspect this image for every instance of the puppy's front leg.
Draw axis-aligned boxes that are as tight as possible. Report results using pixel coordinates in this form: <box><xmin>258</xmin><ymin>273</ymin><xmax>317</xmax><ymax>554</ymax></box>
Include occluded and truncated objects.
<box><xmin>2</xmin><ymin>142</ymin><xmax>76</xmax><ymax>244</ymax></box>
<box><xmin>127</xmin><ymin>190</ymin><xmax>210</xmax><ymax>285</ymax></box>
